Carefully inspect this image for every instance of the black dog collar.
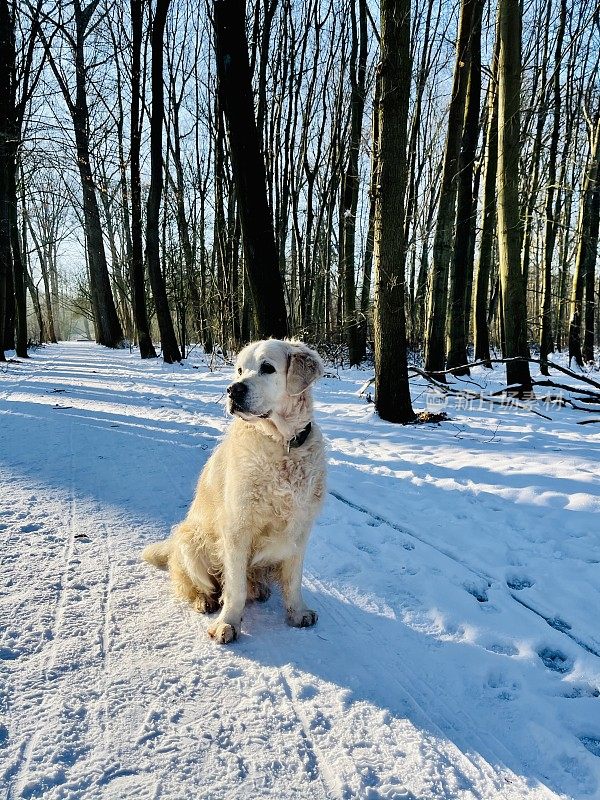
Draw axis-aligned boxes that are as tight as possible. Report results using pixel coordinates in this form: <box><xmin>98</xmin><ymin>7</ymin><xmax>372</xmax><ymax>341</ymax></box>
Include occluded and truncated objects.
<box><xmin>287</xmin><ymin>421</ymin><xmax>312</xmax><ymax>451</ymax></box>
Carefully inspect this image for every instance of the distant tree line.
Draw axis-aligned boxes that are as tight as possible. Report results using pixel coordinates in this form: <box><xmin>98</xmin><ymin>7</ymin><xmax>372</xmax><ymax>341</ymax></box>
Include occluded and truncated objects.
<box><xmin>0</xmin><ymin>0</ymin><xmax>598</xmax><ymax>422</ymax></box>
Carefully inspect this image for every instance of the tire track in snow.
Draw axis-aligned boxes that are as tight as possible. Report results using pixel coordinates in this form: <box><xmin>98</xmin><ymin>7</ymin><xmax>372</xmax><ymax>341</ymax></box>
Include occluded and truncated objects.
<box><xmin>44</xmin><ymin>414</ymin><xmax>77</xmax><ymax>678</ymax></box>
<box><xmin>329</xmin><ymin>489</ymin><xmax>493</xmax><ymax>582</ymax></box>
<box><xmin>329</xmin><ymin>488</ymin><xmax>600</xmax><ymax>663</ymax></box>
<box><xmin>196</xmin><ymin>592</ymin><xmax>339</xmax><ymax>796</ymax></box>
<box><xmin>4</xmin><ymin>407</ymin><xmax>77</xmax><ymax>798</ymax></box>
<box><xmin>98</xmin><ymin>520</ymin><xmax>115</xmax><ymax>751</ymax></box>
<box><xmin>275</xmin><ymin>669</ymin><xmax>342</xmax><ymax>799</ymax></box>
<box><xmin>7</xmin><ymin>424</ymin><xmax>115</xmax><ymax>798</ymax></box>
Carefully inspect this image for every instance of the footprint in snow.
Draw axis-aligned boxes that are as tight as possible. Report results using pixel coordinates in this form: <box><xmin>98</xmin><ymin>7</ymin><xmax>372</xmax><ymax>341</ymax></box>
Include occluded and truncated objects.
<box><xmin>257</xmin><ymin>689</ymin><xmax>276</xmax><ymax>703</ymax></box>
<box><xmin>486</xmin><ymin>642</ymin><xmax>519</xmax><ymax>657</ymax></box>
<box><xmin>297</xmin><ymin>685</ymin><xmax>318</xmax><ymax>701</ymax></box>
<box><xmin>19</xmin><ymin>522</ymin><xmax>43</xmax><ymax>533</ymax></box>
<box><xmin>538</xmin><ymin>647</ymin><xmax>572</xmax><ymax>673</ymax></box>
<box><xmin>464</xmin><ymin>582</ymin><xmax>489</xmax><ymax>603</ymax></box>
<box><xmin>506</xmin><ymin>575</ymin><xmax>535</xmax><ymax>591</ymax></box>
<box><xmin>224</xmin><ymin>667</ymin><xmax>243</xmax><ymax>679</ymax></box>
<box><xmin>336</xmin><ymin>563</ymin><xmax>361</xmax><ymax>579</ymax></box>
<box><xmin>486</xmin><ymin>670</ymin><xmax>520</xmax><ymax>696</ymax></box>
<box><xmin>309</xmin><ymin>711</ymin><xmax>331</xmax><ymax>733</ymax></box>
<box><xmin>581</xmin><ymin>737</ymin><xmax>600</xmax><ymax>757</ymax></box>
<box><xmin>355</xmin><ymin>541</ymin><xmax>379</xmax><ymax>557</ymax></box>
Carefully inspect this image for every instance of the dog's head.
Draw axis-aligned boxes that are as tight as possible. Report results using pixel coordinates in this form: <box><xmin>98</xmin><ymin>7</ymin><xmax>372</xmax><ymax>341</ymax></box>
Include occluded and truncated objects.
<box><xmin>227</xmin><ymin>339</ymin><xmax>324</xmax><ymax>436</ymax></box>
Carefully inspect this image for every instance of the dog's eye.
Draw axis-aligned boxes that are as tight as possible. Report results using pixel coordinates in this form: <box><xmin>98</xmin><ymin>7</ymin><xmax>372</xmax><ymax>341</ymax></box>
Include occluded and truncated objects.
<box><xmin>259</xmin><ymin>362</ymin><xmax>276</xmax><ymax>375</ymax></box>
<box><xmin>237</xmin><ymin>367</ymin><xmax>242</xmax><ymax>375</ymax></box>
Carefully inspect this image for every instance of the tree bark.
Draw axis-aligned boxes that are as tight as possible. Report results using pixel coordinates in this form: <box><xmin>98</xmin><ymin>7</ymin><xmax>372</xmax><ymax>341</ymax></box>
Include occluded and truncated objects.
<box><xmin>496</xmin><ymin>0</ymin><xmax>532</xmax><ymax>393</ymax></box>
<box><xmin>473</xmin><ymin>35</ymin><xmax>500</xmax><ymax>367</ymax></box>
<box><xmin>424</xmin><ymin>0</ymin><xmax>479</xmax><ymax>376</ymax></box>
<box><xmin>26</xmin><ymin>212</ymin><xmax>57</xmax><ymax>342</ymax></box>
<box><xmin>73</xmin><ymin>2</ymin><xmax>123</xmax><ymax>347</ymax></box>
<box><xmin>520</xmin><ymin>0</ymin><xmax>550</xmax><ymax>303</ymax></box>
<box><xmin>0</xmin><ymin>0</ymin><xmax>12</xmax><ymax>359</ymax></box>
<box><xmin>446</xmin><ymin>0</ymin><xmax>484</xmax><ymax>373</ymax></box>
<box><xmin>341</xmin><ymin>0</ymin><xmax>368</xmax><ymax>366</ymax></box>
<box><xmin>8</xmin><ymin>167</ymin><xmax>27</xmax><ymax>355</ymax></box>
<box><xmin>145</xmin><ymin>0</ymin><xmax>180</xmax><ymax>362</ymax></box>
<box><xmin>214</xmin><ymin>0</ymin><xmax>288</xmax><ymax>341</ymax></box>
<box><xmin>0</xmin><ymin>2</ymin><xmax>27</xmax><ymax>358</ymax></box>
<box><xmin>569</xmin><ymin>114</ymin><xmax>600</xmax><ymax>366</ymax></box>
<box><xmin>130</xmin><ymin>0</ymin><xmax>157</xmax><ymax>358</ymax></box>
<box><xmin>540</xmin><ymin>0</ymin><xmax>566</xmax><ymax>374</ymax></box>
<box><xmin>39</xmin><ymin>1</ymin><xmax>124</xmax><ymax>347</ymax></box>
<box><xmin>373</xmin><ymin>0</ymin><xmax>415</xmax><ymax>424</ymax></box>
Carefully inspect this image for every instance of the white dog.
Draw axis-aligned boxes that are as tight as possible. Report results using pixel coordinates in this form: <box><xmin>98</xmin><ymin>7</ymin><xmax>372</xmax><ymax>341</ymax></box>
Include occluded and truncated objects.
<box><xmin>142</xmin><ymin>339</ymin><xmax>326</xmax><ymax>643</ymax></box>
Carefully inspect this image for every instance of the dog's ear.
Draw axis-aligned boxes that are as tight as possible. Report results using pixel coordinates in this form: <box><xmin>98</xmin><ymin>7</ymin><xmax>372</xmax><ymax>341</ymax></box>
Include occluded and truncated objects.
<box><xmin>286</xmin><ymin>343</ymin><xmax>324</xmax><ymax>396</ymax></box>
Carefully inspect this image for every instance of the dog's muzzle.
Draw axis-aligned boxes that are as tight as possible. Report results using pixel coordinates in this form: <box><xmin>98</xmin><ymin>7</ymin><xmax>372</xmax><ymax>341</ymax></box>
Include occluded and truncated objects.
<box><xmin>227</xmin><ymin>381</ymin><xmax>249</xmax><ymax>411</ymax></box>
<box><xmin>227</xmin><ymin>381</ymin><xmax>271</xmax><ymax>419</ymax></box>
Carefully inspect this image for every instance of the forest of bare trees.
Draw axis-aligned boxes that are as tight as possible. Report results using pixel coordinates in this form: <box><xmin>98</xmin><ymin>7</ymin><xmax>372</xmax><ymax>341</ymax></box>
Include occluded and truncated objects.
<box><xmin>0</xmin><ymin>0</ymin><xmax>598</xmax><ymax>421</ymax></box>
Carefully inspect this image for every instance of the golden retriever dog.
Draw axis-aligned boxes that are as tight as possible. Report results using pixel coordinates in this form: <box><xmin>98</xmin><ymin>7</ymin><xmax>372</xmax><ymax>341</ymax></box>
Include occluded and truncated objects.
<box><xmin>142</xmin><ymin>339</ymin><xmax>326</xmax><ymax>644</ymax></box>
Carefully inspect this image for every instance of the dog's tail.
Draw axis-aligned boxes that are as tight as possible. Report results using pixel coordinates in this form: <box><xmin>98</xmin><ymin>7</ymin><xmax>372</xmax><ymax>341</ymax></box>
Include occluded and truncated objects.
<box><xmin>141</xmin><ymin>539</ymin><xmax>171</xmax><ymax>570</ymax></box>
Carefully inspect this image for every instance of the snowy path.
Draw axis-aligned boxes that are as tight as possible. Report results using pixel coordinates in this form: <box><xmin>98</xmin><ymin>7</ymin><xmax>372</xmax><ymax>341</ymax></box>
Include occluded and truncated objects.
<box><xmin>1</xmin><ymin>342</ymin><xmax>600</xmax><ymax>799</ymax></box>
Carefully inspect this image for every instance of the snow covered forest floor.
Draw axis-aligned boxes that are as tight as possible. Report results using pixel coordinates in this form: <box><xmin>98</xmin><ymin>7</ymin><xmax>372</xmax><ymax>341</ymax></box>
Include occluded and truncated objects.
<box><xmin>1</xmin><ymin>341</ymin><xmax>600</xmax><ymax>800</ymax></box>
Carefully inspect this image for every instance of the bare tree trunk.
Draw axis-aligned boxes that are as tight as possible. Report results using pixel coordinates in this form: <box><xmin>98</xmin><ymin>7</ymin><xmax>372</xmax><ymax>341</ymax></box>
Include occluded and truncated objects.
<box><xmin>520</xmin><ymin>0</ymin><xmax>550</xmax><ymax>305</ymax></box>
<box><xmin>569</xmin><ymin>114</ymin><xmax>600</xmax><ymax>366</ymax></box>
<box><xmin>99</xmin><ymin>181</ymin><xmax>130</xmax><ymax>339</ymax></box>
<box><xmin>19</xmin><ymin>179</ymin><xmax>43</xmax><ymax>341</ymax></box>
<box><xmin>129</xmin><ymin>0</ymin><xmax>157</xmax><ymax>358</ymax></box>
<box><xmin>373</xmin><ymin>0</ymin><xmax>415</xmax><ymax>424</ymax></box>
<box><xmin>496</xmin><ymin>0</ymin><xmax>532</xmax><ymax>393</ymax></box>
<box><xmin>146</xmin><ymin>0</ymin><xmax>181</xmax><ymax>363</ymax></box>
<box><xmin>0</xmin><ymin>0</ymin><xmax>10</xmax><ymax>360</ymax></box>
<box><xmin>540</xmin><ymin>0</ymin><xmax>566</xmax><ymax>374</ymax></box>
<box><xmin>341</xmin><ymin>0</ymin><xmax>367</xmax><ymax>365</ymax></box>
<box><xmin>214</xmin><ymin>0</ymin><xmax>288</xmax><ymax>340</ymax></box>
<box><xmin>40</xmin><ymin>1</ymin><xmax>124</xmax><ymax>347</ymax></box>
<box><xmin>71</xmin><ymin>6</ymin><xmax>120</xmax><ymax>348</ymax></box>
<box><xmin>424</xmin><ymin>0</ymin><xmax>480</xmax><ymax>376</ymax></box>
<box><xmin>3</xmin><ymin>250</ymin><xmax>15</xmax><ymax>350</ymax></box>
<box><xmin>8</xmin><ymin>167</ymin><xmax>27</xmax><ymax>355</ymax></box>
<box><xmin>582</xmin><ymin>182</ymin><xmax>599</xmax><ymax>363</ymax></box>
<box><xmin>0</xmin><ymin>0</ymin><xmax>38</xmax><ymax>357</ymax></box>
<box><xmin>25</xmin><ymin>211</ymin><xmax>57</xmax><ymax>342</ymax></box>
<box><xmin>473</xmin><ymin>35</ymin><xmax>500</xmax><ymax>367</ymax></box>
<box><xmin>446</xmin><ymin>0</ymin><xmax>484</xmax><ymax>373</ymax></box>
<box><xmin>0</xmin><ymin>0</ymin><xmax>14</xmax><ymax>359</ymax></box>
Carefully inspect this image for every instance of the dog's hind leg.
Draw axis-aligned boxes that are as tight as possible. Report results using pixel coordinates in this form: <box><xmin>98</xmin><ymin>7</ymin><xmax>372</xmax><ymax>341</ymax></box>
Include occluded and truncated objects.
<box><xmin>247</xmin><ymin>566</ymin><xmax>272</xmax><ymax>602</ymax></box>
<box><xmin>170</xmin><ymin>542</ymin><xmax>220</xmax><ymax>614</ymax></box>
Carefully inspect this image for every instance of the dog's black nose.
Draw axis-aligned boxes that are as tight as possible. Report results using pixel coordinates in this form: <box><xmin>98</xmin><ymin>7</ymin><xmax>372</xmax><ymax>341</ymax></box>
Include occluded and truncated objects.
<box><xmin>227</xmin><ymin>382</ymin><xmax>248</xmax><ymax>399</ymax></box>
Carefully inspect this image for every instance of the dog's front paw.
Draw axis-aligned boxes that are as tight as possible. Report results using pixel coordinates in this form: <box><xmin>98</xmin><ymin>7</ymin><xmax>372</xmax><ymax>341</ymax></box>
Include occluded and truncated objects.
<box><xmin>208</xmin><ymin>621</ymin><xmax>239</xmax><ymax>644</ymax></box>
<box><xmin>287</xmin><ymin>608</ymin><xmax>318</xmax><ymax>628</ymax></box>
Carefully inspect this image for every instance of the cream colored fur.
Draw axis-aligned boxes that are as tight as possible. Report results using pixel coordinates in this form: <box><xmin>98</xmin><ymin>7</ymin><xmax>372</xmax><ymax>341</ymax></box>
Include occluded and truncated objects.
<box><xmin>142</xmin><ymin>339</ymin><xmax>326</xmax><ymax>644</ymax></box>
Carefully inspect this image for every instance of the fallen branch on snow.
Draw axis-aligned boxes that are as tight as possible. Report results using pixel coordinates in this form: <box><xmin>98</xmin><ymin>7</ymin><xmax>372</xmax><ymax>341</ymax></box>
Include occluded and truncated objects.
<box><xmin>358</xmin><ymin>357</ymin><xmax>600</xmax><ymax>424</ymax></box>
<box><xmin>427</xmin><ymin>356</ymin><xmax>600</xmax><ymax>392</ymax></box>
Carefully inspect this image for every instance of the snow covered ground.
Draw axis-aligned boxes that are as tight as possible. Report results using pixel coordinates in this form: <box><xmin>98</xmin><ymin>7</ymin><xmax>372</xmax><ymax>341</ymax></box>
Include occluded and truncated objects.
<box><xmin>1</xmin><ymin>341</ymin><xmax>599</xmax><ymax>800</ymax></box>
